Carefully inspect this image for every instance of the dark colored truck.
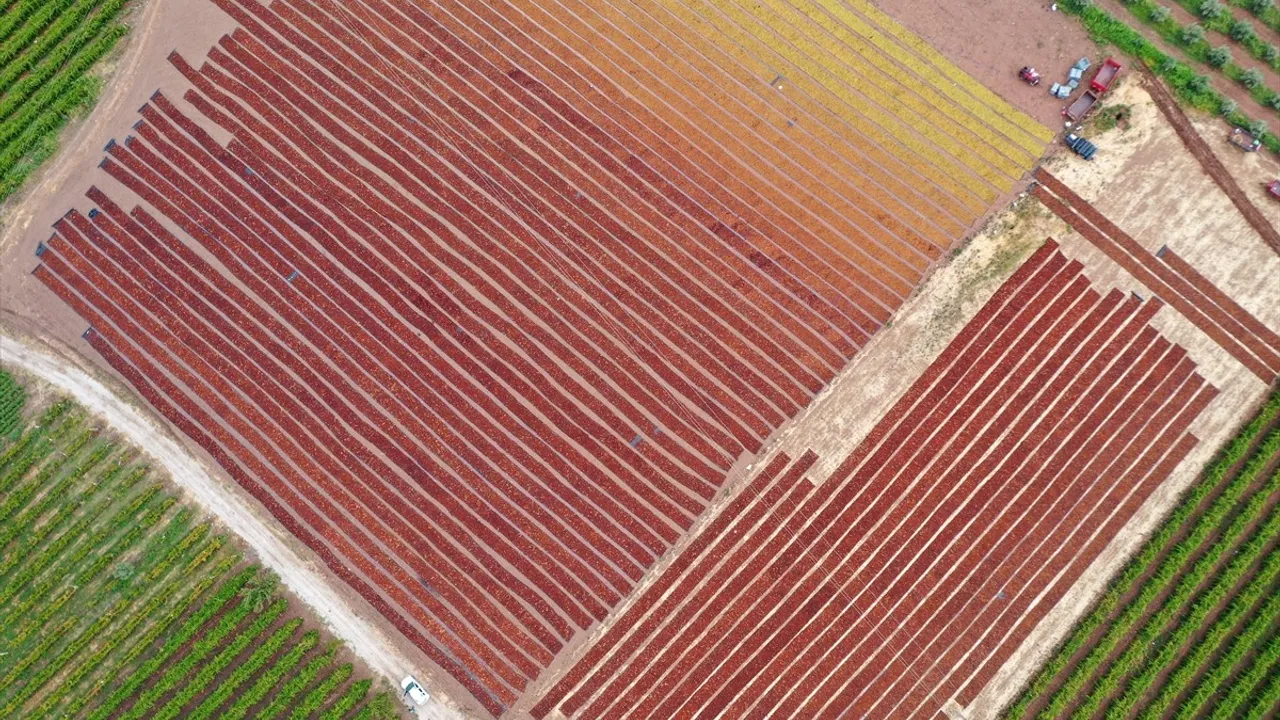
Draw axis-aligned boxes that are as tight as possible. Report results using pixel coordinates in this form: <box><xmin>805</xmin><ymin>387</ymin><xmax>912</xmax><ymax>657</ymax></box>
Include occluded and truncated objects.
<box><xmin>1064</xmin><ymin>91</ymin><xmax>1099</xmax><ymax>122</ymax></box>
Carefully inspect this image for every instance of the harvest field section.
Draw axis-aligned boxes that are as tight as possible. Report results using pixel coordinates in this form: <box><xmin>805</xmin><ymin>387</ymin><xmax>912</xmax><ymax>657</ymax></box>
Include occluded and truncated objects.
<box><xmin>533</xmin><ymin>240</ymin><xmax>1217</xmax><ymax>719</ymax></box>
<box><xmin>0</xmin><ymin>369</ymin><xmax>392</xmax><ymax>719</ymax></box>
<box><xmin>27</xmin><ymin>0</ymin><xmax>1050</xmax><ymax>713</ymax></box>
<box><xmin>1006</xmin><ymin>386</ymin><xmax>1280</xmax><ymax>719</ymax></box>
<box><xmin>1034</xmin><ymin>168</ymin><xmax>1280</xmax><ymax>383</ymax></box>
<box><xmin>0</xmin><ymin>0</ymin><xmax>131</xmax><ymax>203</ymax></box>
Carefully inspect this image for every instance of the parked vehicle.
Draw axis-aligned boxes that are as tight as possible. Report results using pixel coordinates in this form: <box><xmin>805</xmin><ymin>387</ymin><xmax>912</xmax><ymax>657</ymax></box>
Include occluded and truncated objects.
<box><xmin>1230</xmin><ymin>128</ymin><xmax>1262</xmax><ymax>152</ymax></box>
<box><xmin>1266</xmin><ymin>180</ymin><xmax>1280</xmax><ymax>200</ymax></box>
<box><xmin>1064</xmin><ymin>91</ymin><xmax>1100</xmax><ymax>122</ymax></box>
<box><xmin>1090</xmin><ymin>57</ymin><xmax>1122</xmax><ymax>93</ymax></box>
<box><xmin>1019</xmin><ymin>66</ymin><xmax>1041</xmax><ymax>86</ymax></box>
<box><xmin>1063</xmin><ymin>58</ymin><xmax>1122</xmax><ymax>122</ymax></box>
<box><xmin>1065</xmin><ymin>133</ymin><xmax>1097</xmax><ymax>160</ymax></box>
<box><xmin>402</xmin><ymin>676</ymin><xmax>431</xmax><ymax>706</ymax></box>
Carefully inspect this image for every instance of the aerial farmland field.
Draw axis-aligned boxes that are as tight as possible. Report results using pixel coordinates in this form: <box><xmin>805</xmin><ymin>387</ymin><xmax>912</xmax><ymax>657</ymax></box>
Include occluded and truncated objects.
<box><xmin>2</xmin><ymin>0</ymin><xmax>1279</xmax><ymax>718</ymax></box>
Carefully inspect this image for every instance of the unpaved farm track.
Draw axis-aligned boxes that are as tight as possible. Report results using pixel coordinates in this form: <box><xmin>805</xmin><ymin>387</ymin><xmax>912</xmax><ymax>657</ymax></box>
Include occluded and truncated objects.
<box><xmin>1143</xmin><ymin>72</ymin><xmax>1280</xmax><ymax>259</ymax></box>
<box><xmin>0</xmin><ymin>330</ymin><xmax>466</xmax><ymax>720</ymax></box>
<box><xmin>534</xmin><ymin>240</ymin><xmax>1216</xmax><ymax>719</ymax></box>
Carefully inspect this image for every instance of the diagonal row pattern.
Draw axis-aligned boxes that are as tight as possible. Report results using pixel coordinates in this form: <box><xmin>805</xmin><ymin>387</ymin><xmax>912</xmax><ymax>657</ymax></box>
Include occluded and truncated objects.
<box><xmin>32</xmin><ymin>0</ymin><xmax>1048</xmax><ymax>713</ymax></box>
<box><xmin>536</xmin><ymin>241</ymin><xmax>1216</xmax><ymax>719</ymax></box>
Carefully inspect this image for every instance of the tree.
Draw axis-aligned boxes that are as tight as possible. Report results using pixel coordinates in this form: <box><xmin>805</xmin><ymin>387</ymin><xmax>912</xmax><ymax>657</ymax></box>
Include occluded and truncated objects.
<box><xmin>1242</xmin><ymin>68</ymin><xmax>1266</xmax><ymax>87</ymax></box>
<box><xmin>1231</xmin><ymin>18</ymin><xmax>1258</xmax><ymax>42</ymax></box>
<box><xmin>238</xmin><ymin>570</ymin><xmax>280</xmax><ymax>613</ymax></box>
<box><xmin>365</xmin><ymin>693</ymin><xmax>399</xmax><ymax>719</ymax></box>
<box><xmin>1180</xmin><ymin>23</ymin><xmax>1207</xmax><ymax>45</ymax></box>
<box><xmin>1207</xmin><ymin>45</ymin><xmax>1233</xmax><ymax>67</ymax></box>
<box><xmin>1200</xmin><ymin>0</ymin><xmax>1225</xmax><ymax>18</ymax></box>
<box><xmin>1152</xmin><ymin>5</ymin><xmax>1174</xmax><ymax>22</ymax></box>
<box><xmin>1250</xmin><ymin>0</ymin><xmax>1274</xmax><ymax>13</ymax></box>
<box><xmin>1220</xmin><ymin>97</ymin><xmax>1240</xmax><ymax>115</ymax></box>
<box><xmin>1188</xmin><ymin>73</ymin><xmax>1212</xmax><ymax>93</ymax></box>
<box><xmin>1249</xmin><ymin>118</ymin><xmax>1270</xmax><ymax>138</ymax></box>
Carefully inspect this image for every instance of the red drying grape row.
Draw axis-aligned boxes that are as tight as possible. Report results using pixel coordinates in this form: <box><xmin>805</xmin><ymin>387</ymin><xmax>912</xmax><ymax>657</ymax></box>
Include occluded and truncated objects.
<box><xmin>579</xmin><ymin>255</ymin><xmax>1098</xmax><ymax>719</ymax></box>
<box><xmin>835</xmin><ymin>355</ymin><xmax>1213</xmax><ymax>717</ymax></box>
<box><xmin>469</xmin><ymin>0</ymin><xmax>974</xmax><ymax>252</ymax></box>
<box><xmin>588</xmin><ymin>266</ymin><xmax>1102</xmax><ymax>719</ymax></box>
<box><xmin>35</xmin><ymin>260</ymin><xmax>526</xmax><ymax>708</ymax></box>
<box><xmin>66</xmin><ymin>322</ymin><xmax>511</xmax><ymax>715</ymax></box>
<box><xmin>364</xmin><ymin>0</ymin><xmax>951</xmax><ymax>293</ymax></box>
<box><xmin>265</xmin><ymin>0</ymin><xmax>870</xmax><ymax>374</ymax></box>
<box><xmin>1034</xmin><ymin>169</ymin><xmax>1280</xmax><ymax>383</ymax></box>
<box><xmin>211</xmin><ymin>0</ymin><xmax>813</xmax><ymax>425</ymax></box>
<box><xmin>32</xmin><ymin>0</ymin><xmax>1050</xmax><ymax>710</ymax></box>
<box><xmin>539</xmin><ymin>239</ymin><xmax>1061</xmax><ymax>714</ymax></box>
<box><xmin>541</xmin><ymin>243</ymin><xmax>1215</xmax><ymax>719</ymax></box>
<box><xmin>546</xmin><ymin>240</ymin><xmax>1073</xmax><ymax>716</ymax></box>
<box><xmin>531</xmin><ymin>450</ymin><xmax>812</xmax><ymax>716</ymax></box>
<box><xmin>1155</xmin><ymin>246</ymin><xmax>1280</xmax><ymax>361</ymax></box>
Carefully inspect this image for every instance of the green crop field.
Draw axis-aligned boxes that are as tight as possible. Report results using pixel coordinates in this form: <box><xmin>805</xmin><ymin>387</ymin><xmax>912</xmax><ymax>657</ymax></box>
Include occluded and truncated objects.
<box><xmin>0</xmin><ymin>368</ymin><xmax>397</xmax><ymax>719</ymax></box>
<box><xmin>0</xmin><ymin>0</ymin><xmax>132</xmax><ymax>203</ymax></box>
<box><xmin>1056</xmin><ymin>0</ymin><xmax>1280</xmax><ymax>153</ymax></box>
<box><xmin>1004</xmin><ymin>385</ymin><xmax>1280</xmax><ymax>719</ymax></box>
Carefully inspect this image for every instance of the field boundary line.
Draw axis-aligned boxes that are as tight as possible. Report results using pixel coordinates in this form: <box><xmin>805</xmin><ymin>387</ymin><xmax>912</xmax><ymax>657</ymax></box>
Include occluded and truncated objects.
<box><xmin>837</xmin><ymin>0</ymin><xmax>1055</xmax><ymax>143</ymax></box>
<box><xmin>0</xmin><ymin>328</ymin><xmax>468</xmax><ymax>720</ymax></box>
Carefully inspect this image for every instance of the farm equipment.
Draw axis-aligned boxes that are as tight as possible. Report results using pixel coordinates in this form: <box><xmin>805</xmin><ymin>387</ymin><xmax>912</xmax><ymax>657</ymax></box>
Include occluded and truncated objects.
<box><xmin>1065</xmin><ymin>133</ymin><xmax>1097</xmax><ymax>160</ymax></box>
<box><xmin>1267</xmin><ymin>180</ymin><xmax>1280</xmax><ymax>200</ymax></box>
<box><xmin>1064</xmin><ymin>91</ymin><xmax>1100</xmax><ymax>122</ymax></box>
<box><xmin>1090</xmin><ymin>57</ymin><xmax>1122</xmax><ymax>93</ymax></box>
<box><xmin>1062</xmin><ymin>58</ymin><xmax>1122</xmax><ymax>122</ymax></box>
<box><xmin>1230</xmin><ymin>128</ymin><xmax>1262</xmax><ymax>152</ymax></box>
<box><xmin>1019</xmin><ymin>66</ymin><xmax>1041</xmax><ymax>86</ymax></box>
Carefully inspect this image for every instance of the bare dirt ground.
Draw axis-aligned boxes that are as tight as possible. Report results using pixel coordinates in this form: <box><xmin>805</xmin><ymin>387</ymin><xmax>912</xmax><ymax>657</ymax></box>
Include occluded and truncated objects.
<box><xmin>0</xmin><ymin>323</ymin><xmax>470</xmax><ymax>720</ymax></box>
<box><xmin>0</xmin><ymin>0</ymin><xmax>218</xmax><ymax>352</ymax></box>
<box><xmin>965</xmin><ymin>75</ymin><xmax>1280</xmax><ymax>719</ymax></box>
<box><xmin>873</xmin><ymin>0</ymin><xmax>1098</xmax><ymax>128</ymax></box>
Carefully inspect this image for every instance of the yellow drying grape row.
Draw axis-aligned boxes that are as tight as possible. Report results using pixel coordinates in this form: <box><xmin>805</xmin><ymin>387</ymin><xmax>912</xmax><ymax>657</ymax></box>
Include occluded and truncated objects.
<box><xmin>739</xmin><ymin>0</ymin><xmax>1029</xmax><ymax>182</ymax></box>
<box><xmin>705</xmin><ymin>0</ymin><xmax>1012</xmax><ymax>190</ymax></box>
<box><xmin>584</xmin><ymin>0</ymin><xmax>951</xmax><ymax>265</ymax></box>
<box><xmin>684</xmin><ymin>0</ymin><xmax>1004</xmax><ymax>199</ymax></box>
<box><xmin>521</xmin><ymin>0</ymin><xmax>938</xmax><ymax>276</ymax></box>
<box><xmin>776</xmin><ymin>0</ymin><xmax>1043</xmax><ymax>167</ymax></box>
<box><xmin>651</xmin><ymin>0</ymin><xmax>988</xmax><ymax>221</ymax></box>
<box><xmin>840</xmin><ymin>0</ymin><xmax>1054</xmax><ymax>144</ymax></box>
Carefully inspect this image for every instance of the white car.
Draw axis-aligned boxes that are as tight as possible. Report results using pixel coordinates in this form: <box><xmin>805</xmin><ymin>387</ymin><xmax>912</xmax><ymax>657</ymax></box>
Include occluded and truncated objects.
<box><xmin>401</xmin><ymin>676</ymin><xmax>430</xmax><ymax>706</ymax></box>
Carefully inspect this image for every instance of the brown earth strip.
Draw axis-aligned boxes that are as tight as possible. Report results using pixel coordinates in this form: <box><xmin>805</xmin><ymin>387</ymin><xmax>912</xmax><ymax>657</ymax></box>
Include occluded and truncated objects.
<box><xmin>1033</xmin><ymin>169</ymin><xmax>1278</xmax><ymax>382</ymax></box>
<box><xmin>1156</xmin><ymin>245</ymin><xmax>1280</xmax><ymax>357</ymax></box>
<box><xmin>1142</xmin><ymin>71</ymin><xmax>1280</xmax><ymax>259</ymax></box>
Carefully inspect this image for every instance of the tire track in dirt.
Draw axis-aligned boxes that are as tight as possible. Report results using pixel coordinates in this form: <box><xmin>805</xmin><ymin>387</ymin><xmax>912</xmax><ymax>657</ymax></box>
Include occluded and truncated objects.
<box><xmin>1143</xmin><ymin>71</ymin><xmax>1280</xmax><ymax>259</ymax></box>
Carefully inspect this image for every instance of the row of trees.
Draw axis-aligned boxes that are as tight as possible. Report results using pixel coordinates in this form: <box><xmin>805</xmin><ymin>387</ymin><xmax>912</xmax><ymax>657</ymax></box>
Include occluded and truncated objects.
<box><xmin>0</xmin><ymin>371</ymin><xmax>397</xmax><ymax>717</ymax></box>
<box><xmin>1060</xmin><ymin>0</ymin><xmax>1280</xmax><ymax>148</ymax></box>
<box><xmin>1004</xmin><ymin>386</ymin><xmax>1280</xmax><ymax>718</ymax></box>
<box><xmin>0</xmin><ymin>0</ymin><xmax>129</xmax><ymax>202</ymax></box>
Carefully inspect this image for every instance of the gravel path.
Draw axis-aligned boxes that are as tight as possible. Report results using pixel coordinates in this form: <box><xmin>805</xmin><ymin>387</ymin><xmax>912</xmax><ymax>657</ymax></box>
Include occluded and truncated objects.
<box><xmin>0</xmin><ymin>330</ymin><xmax>469</xmax><ymax>720</ymax></box>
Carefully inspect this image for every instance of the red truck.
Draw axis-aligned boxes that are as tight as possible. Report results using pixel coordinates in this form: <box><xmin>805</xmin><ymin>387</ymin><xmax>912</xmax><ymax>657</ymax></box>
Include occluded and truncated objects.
<box><xmin>1090</xmin><ymin>57</ymin><xmax>1122</xmax><ymax>93</ymax></box>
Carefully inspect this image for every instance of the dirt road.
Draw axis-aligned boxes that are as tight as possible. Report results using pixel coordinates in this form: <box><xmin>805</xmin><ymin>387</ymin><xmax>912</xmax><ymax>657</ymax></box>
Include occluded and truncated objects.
<box><xmin>0</xmin><ymin>328</ymin><xmax>470</xmax><ymax>720</ymax></box>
